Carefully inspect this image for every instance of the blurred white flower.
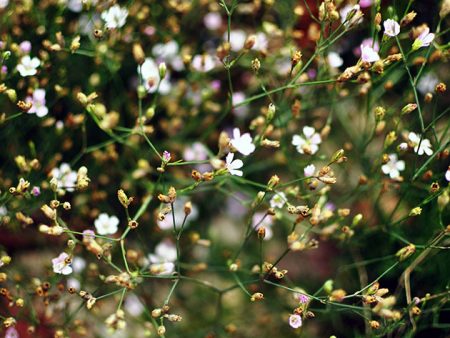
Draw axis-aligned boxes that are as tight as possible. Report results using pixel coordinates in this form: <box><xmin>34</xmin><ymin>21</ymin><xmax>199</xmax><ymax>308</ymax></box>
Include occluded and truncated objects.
<box><xmin>225</xmin><ymin>29</ymin><xmax>247</xmax><ymax>51</ymax></box>
<box><xmin>361</xmin><ymin>44</ymin><xmax>380</xmax><ymax>63</ymax></box>
<box><xmin>253</xmin><ymin>32</ymin><xmax>269</xmax><ymax>51</ymax></box>
<box><xmin>204</xmin><ymin>12</ymin><xmax>222</xmax><ymax>30</ymax></box>
<box><xmin>51</xmin><ymin>163</ymin><xmax>77</xmax><ymax>191</ymax></box>
<box><xmin>183</xmin><ymin>142</ymin><xmax>208</xmax><ymax>161</ymax></box>
<box><xmin>149</xmin><ymin>239</ymin><xmax>177</xmax><ymax>275</ymax></box>
<box><xmin>72</xmin><ymin>257</ymin><xmax>86</xmax><ymax>273</ymax></box>
<box><xmin>230</xmin><ymin>128</ymin><xmax>255</xmax><ymax>156</ymax></box>
<box><xmin>446</xmin><ymin>167</ymin><xmax>450</xmax><ymax>182</ymax></box>
<box><xmin>52</xmin><ymin>252</ymin><xmax>73</xmax><ymax>275</ymax></box>
<box><xmin>67</xmin><ymin>277</ymin><xmax>80</xmax><ymax>290</ymax></box>
<box><xmin>289</xmin><ymin>314</ymin><xmax>302</xmax><ymax>328</ymax></box>
<box><xmin>17</xmin><ymin>55</ymin><xmax>40</xmax><ymax>77</ymax></box>
<box><xmin>270</xmin><ymin>192</ymin><xmax>287</xmax><ymax>209</ymax></box>
<box><xmin>0</xmin><ymin>0</ymin><xmax>8</xmax><ymax>9</ymax></box>
<box><xmin>252</xmin><ymin>211</ymin><xmax>273</xmax><ymax>240</ymax></box>
<box><xmin>94</xmin><ymin>213</ymin><xmax>119</xmax><ymax>235</ymax></box>
<box><xmin>340</xmin><ymin>4</ymin><xmax>363</xmax><ymax>26</ymax></box>
<box><xmin>225</xmin><ymin>153</ymin><xmax>243</xmax><ymax>177</ymax></box>
<box><xmin>292</xmin><ymin>126</ymin><xmax>322</xmax><ymax>155</ymax></box>
<box><xmin>101</xmin><ymin>4</ymin><xmax>128</xmax><ymax>29</ymax></box>
<box><xmin>19</xmin><ymin>40</ymin><xmax>32</xmax><ymax>53</ymax></box>
<box><xmin>327</xmin><ymin>52</ymin><xmax>343</xmax><ymax>68</ymax></box>
<box><xmin>152</xmin><ymin>40</ymin><xmax>184</xmax><ymax>71</ymax></box>
<box><xmin>157</xmin><ymin>196</ymin><xmax>198</xmax><ymax>230</ymax></box>
<box><xmin>4</xmin><ymin>327</ymin><xmax>19</xmax><ymax>338</ymax></box>
<box><xmin>408</xmin><ymin>132</ymin><xmax>433</xmax><ymax>156</ymax></box>
<box><xmin>26</xmin><ymin>88</ymin><xmax>48</xmax><ymax>117</ymax></box>
<box><xmin>383</xmin><ymin>19</ymin><xmax>400</xmax><ymax>37</ymax></box>
<box><xmin>124</xmin><ymin>294</ymin><xmax>145</xmax><ymax>316</ymax></box>
<box><xmin>191</xmin><ymin>54</ymin><xmax>216</xmax><ymax>72</ymax></box>
<box><xmin>232</xmin><ymin>91</ymin><xmax>249</xmax><ymax>118</ymax></box>
<box><xmin>304</xmin><ymin>164</ymin><xmax>316</xmax><ymax>177</ymax></box>
<box><xmin>381</xmin><ymin>154</ymin><xmax>405</xmax><ymax>179</ymax></box>
<box><xmin>140</xmin><ymin>57</ymin><xmax>171</xmax><ymax>94</ymax></box>
<box><xmin>417</xmin><ymin>73</ymin><xmax>439</xmax><ymax>94</ymax></box>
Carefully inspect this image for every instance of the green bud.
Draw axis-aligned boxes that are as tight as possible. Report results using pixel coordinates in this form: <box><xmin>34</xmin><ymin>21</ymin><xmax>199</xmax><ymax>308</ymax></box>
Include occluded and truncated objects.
<box><xmin>137</xmin><ymin>85</ymin><xmax>147</xmax><ymax>99</ymax></box>
<box><xmin>158</xmin><ymin>62</ymin><xmax>167</xmax><ymax>79</ymax></box>
<box><xmin>324</xmin><ymin>279</ymin><xmax>334</xmax><ymax>294</ymax></box>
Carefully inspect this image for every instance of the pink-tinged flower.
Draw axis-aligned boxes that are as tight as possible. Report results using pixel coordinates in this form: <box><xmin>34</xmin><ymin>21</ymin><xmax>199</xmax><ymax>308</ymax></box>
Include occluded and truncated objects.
<box><xmin>225</xmin><ymin>153</ymin><xmax>243</xmax><ymax>177</ymax></box>
<box><xmin>230</xmin><ymin>128</ymin><xmax>255</xmax><ymax>156</ymax></box>
<box><xmin>5</xmin><ymin>327</ymin><xmax>19</xmax><ymax>338</ymax></box>
<box><xmin>191</xmin><ymin>54</ymin><xmax>216</xmax><ymax>72</ymax></box>
<box><xmin>361</xmin><ymin>44</ymin><xmax>380</xmax><ymax>63</ymax></box>
<box><xmin>19</xmin><ymin>40</ymin><xmax>32</xmax><ymax>53</ymax></box>
<box><xmin>359</xmin><ymin>0</ymin><xmax>372</xmax><ymax>8</ymax></box>
<box><xmin>292</xmin><ymin>126</ymin><xmax>322</xmax><ymax>155</ymax></box>
<box><xmin>52</xmin><ymin>252</ymin><xmax>73</xmax><ymax>275</ymax></box>
<box><xmin>270</xmin><ymin>192</ymin><xmax>287</xmax><ymax>209</ymax></box>
<box><xmin>94</xmin><ymin>213</ymin><xmax>119</xmax><ymax>235</ymax></box>
<box><xmin>252</xmin><ymin>211</ymin><xmax>273</xmax><ymax>240</ymax></box>
<box><xmin>16</xmin><ymin>55</ymin><xmax>40</xmax><ymax>77</ymax></box>
<box><xmin>26</xmin><ymin>88</ymin><xmax>48</xmax><ymax>117</ymax></box>
<box><xmin>82</xmin><ymin>229</ymin><xmax>95</xmax><ymax>241</ymax></box>
<box><xmin>289</xmin><ymin>314</ymin><xmax>302</xmax><ymax>329</ymax></box>
<box><xmin>204</xmin><ymin>12</ymin><xmax>222</xmax><ymax>30</ymax></box>
<box><xmin>381</xmin><ymin>154</ymin><xmax>405</xmax><ymax>179</ymax></box>
<box><xmin>408</xmin><ymin>132</ymin><xmax>433</xmax><ymax>156</ymax></box>
<box><xmin>383</xmin><ymin>19</ymin><xmax>400</xmax><ymax>37</ymax></box>
<box><xmin>31</xmin><ymin>186</ymin><xmax>41</xmax><ymax>196</ymax></box>
<box><xmin>162</xmin><ymin>150</ymin><xmax>171</xmax><ymax>162</ymax></box>
<box><xmin>1</xmin><ymin>65</ymin><xmax>7</xmax><ymax>74</ymax></box>
<box><xmin>296</xmin><ymin>293</ymin><xmax>310</xmax><ymax>304</ymax></box>
<box><xmin>340</xmin><ymin>4</ymin><xmax>363</xmax><ymax>26</ymax></box>
<box><xmin>413</xmin><ymin>27</ymin><xmax>435</xmax><ymax>49</ymax></box>
<box><xmin>304</xmin><ymin>164</ymin><xmax>316</xmax><ymax>177</ymax></box>
<box><xmin>445</xmin><ymin>166</ymin><xmax>450</xmax><ymax>182</ymax></box>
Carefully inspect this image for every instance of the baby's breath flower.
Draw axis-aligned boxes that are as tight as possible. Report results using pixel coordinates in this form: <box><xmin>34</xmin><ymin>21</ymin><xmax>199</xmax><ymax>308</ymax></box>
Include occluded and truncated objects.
<box><xmin>292</xmin><ymin>127</ymin><xmax>322</xmax><ymax>155</ymax></box>
<box><xmin>412</xmin><ymin>27</ymin><xmax>435</xmax><ymax>50</ymax></box>
<box><xmin>270</xmin><ymin>192</ymin><xmax>287</xmax><ymax>209</ymax></box>
<box><xmin>230</xmin><ymin>128</ymin><xmax>255</xmax><ymax>156</ymax></box>
<box><xmin>94</xmin><ymin>213</ymin><xmax>119</xmax><ymax>235</ymax></box>
<box><xmin>16</xmin><ymin>55</ymin><xmax>40</xmax><ymax>77</ymax></box>
<box><xmin>383</xmin><ymin>19</ymin><xmax>400</xmax><ymax>37</ymax></box>
<box><xmin>51</xmin><ymin>163</ymin><xmax>77</xmax><ymax>192</ymax></box>
<box><xmin>289</xmin><ymin>314</ymin><xmax>302</xmax><ymax>328</ymax></box>
<box><xmin>361</xmin><ymin>44</ymin><xmax>380</xmax><ymax>63</ymax></box>
<box><xmin>25</xmin><ymin>89</ymin><xmax>48</xmax><ymax>117</ymax></box>
<box><xmin>408</xmin><ymin>132</ymin><xmax>433</xmax><ymax>156</ymax></box>
<box><xmin>101</xmin><ymin>5</ymin><xmax>128</xmax><ymax>29</ymax></box>
<box><xmin>52</xmin><ymin>252</ymin><xmax>73</xmax><ymax>275</ymax></box>
<box><xmin>225</xmin><ymin>153</ymin><xmax>244</xmax><ymax>177</ymax></box>
<box><xmin>381</xmin><ymin>154</ymin><xmax>405</xmax><ymax>179</ymax></box>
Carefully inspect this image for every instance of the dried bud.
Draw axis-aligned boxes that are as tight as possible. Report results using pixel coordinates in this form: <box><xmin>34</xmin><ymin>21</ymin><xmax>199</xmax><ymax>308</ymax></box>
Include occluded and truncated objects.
<box><xmin>250</xmin><ymin>292</ymin><xmax>264</xmax><ymax>302</ymax></box>
<box><xmin>400</xmin><ymin>11</ymin><xmax>417</xmax><ymax>26</ymax></box>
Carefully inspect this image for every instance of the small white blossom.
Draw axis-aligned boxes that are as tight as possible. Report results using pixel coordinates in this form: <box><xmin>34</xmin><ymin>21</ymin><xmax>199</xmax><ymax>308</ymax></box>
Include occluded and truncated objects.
<box><xmin>204</xmin><ymin>12</ymin><xmax>222</xmax><ymax>30</ymax></box>
<box><xmin>289</xmin><ymin>314</ymin><xmax>302</xmax><ymax>329</ymax></box>
<box><xmin>51</xmin><ymin>163</ymin><xmax>77</xmax><ymax>191</ymax></box>
<box><xmin>26</xmin><ymin>88</ymin><xmax>48</xmax><ymax>117</ymax></box>
<box><xmin>270</xmin><ymin>192</ymin><xmax>287</xmax><ymax>209</ymax></box>
<box><xmin>101</xmin><ymin>4</ymin><xmax>128</xmax><ymax>29</ymax></box>
<box><xmin>149</xmin><ymin>239</ymin><xmax>177</xmax><ymax>275</ymax></box>
<box><xmin>225</xmin><ymin>29</ymin><xmax>247</xmax><ymax>51</ymax></box>
<box><xmin>413</xmin><ymin>27</ymin><xmax>435</xmax><ymax>49</ymax></box>
<box><xmin>191</xmin><ymin>54</ymin><xmax>217</xmax><ymax>72</ymax></box>
<box><xmin>304</xmin><ymin>164</ymin><xmax>316</xmax><ymax>177</ymax></box>
<box><xmin>292</xmin><ymin>126</ymin><xmax>322</xmax><ymax>155</ymax></box>
<box><xmin>383</xmin><ymin>19</ymin><xmax>400</xmax><ymax>37</ymax></box>
<box><xmin>327</xmin><ymin>52</ymin><xmax>343</xmax><ymax>68</ymax></box>
<box><xmin>381</xmin><ymin>154</ymin><xmax>405</xmax><ymax>179</ymax></box>
<box><xmin>230</xmin><ymin>128</ymin><xmax>255</xmax><ymax>156</ymax></box>
<box><xmin>140</xmin><ymin>57</ymin><xmax>171</xmax><ymax>94</ymax></box>
<box><xmin>408</xmin><ymin>132</ymin><xmax>433</xmax><ymax>156</ymax></box>
<box><xmin>225</xmin><ymin>153</ymin><xmax>244</xmax><ymax>177</ymax></box>
<box><xmin>94</xmin><ymin>213</ymin><xmax>119</xmax><ymax>235</ymax></box>
<box><xmin>17</xmin><ymin>55</ymin><xmax>40</xmax><ymax>77</ymax></box>
<box><xmin>445</xmin><ymin>167</ymin><xmax>450</xmax><ymax>182</ymax></box>
<box><xmin>52</xmin><ymin>252</ymin><xmax>73</xmax><ymax>275</ymax></box>
<box><xmin>361</xmin><ymin>44</ymin><xmax>380</xmax><ymax>63</ymax></box>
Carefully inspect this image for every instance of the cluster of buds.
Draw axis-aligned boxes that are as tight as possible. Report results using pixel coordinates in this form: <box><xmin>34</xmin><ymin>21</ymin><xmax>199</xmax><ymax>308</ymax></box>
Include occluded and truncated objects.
<box><xmin>105</xmin><ymin>310</ymin><xmax>126</xmax><ymax>331</ymax></box>
<box><xmin>158</xmin><ymin>186</ymin><xmax>177</xmax><ymax>204</ymax></box>
<box><xmin>14</xmin><ymin>155</ymin><xmax>40</xmax><ymax>172</ymax></box>
<box><xmin>318</xmin><ymin>0</ymin><xmax>339</xmax><ymax>22</ymax></box>
<box><xmin>79</xmin><ymin>290</ymin><xmax>96</xmax><ymax>310</ymax></box>
<box><xmin>191</xmin><ymin>169</ymin><xmax>214</xmax><ymax>182</ymax></box>
<box><xmin>9</xmin><ymin>178</ymin><xmax>30</xmax><ymax>195</ymax></box>
<box><xmin>396</xmin><ymin>244</ymin><xmax>416</xmax><ymax>261</ymax></box>
<box><xmin>262</xmin><ymin>262</ymin><xmax>288</xmax><ymax>280</ymax></box>
<box><xmin>288</xmin><ymin>232</ymin><xmax>319</xmax><ymax>251</ymax></box>
<box><xmin>104</xmin><ymin>272</ymin><xmax>135</xmax><ymax>289</ymax></box>
<box><xmin>15</xmin><ymin>211</ymin><xmax>34</xmax><ymax>225</ymax></box>
<box><xmin>317</xmin><ymin>166</ymin><xmax>337</xmax><ymax>185</ymax></box>
<box><xmin>77</xmin><ymin>91</ymin><xmax>98</xmax><ymax>108</ymax></box>
<box><xmin>2</xmin><ymin>317</ymin><xmax>16</xmax><ymax>328</ymax></box>
<box><xmin>76</xmin><ymin>166</ymin><xmax>90</xmax><ymax>190</ymax></box>
<box><xmin>151</xmin><ymin>304</ymin><xmax>170</xmax><ymax>318</ymax></box>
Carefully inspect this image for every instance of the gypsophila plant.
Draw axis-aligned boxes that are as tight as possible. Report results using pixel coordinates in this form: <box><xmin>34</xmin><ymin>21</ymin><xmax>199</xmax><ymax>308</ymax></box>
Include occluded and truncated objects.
<box><xmin>0</xmin><ymin>0</ymin><xmax>449</xmax><ymax>337</ymax></box>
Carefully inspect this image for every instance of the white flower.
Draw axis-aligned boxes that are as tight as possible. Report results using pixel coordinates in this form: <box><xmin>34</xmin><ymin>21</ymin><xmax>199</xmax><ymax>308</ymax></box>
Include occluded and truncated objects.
<box><xmin>191</xmin><ymin>54</ymin><xmax>217</xmax><ymax>72</ymax></box>
<box><xmin>381</xmin><ymin>153</ymin><xmax>405</xmax><ymax>179</ymax></box>
<box><xmin>52</xmin><ymin>252</ymin><xmax>73</xmax><ymax>275</ymax></box>
<box><xmin>26</xmin><ymin>88</ymin><xmax>48</xmax><ymax>117</ymax></box>
<box><xmin>149</xmin><ymin>239</ymin><xmax>177</xmax><ymax>275</ymax></box>
<box><xmin>445</xmin><ymin>167</ymin><xmax>450</xmax><ymax>182</ymax></box>
<box><xmin>360</xmin><ymin>44</ymin><xmax>380</xmax><ymax>63</ymax></box>
<box><xmin>204</xmin><ymin>12</ymin><xmax>222</xmax><ymax>30</ymax></box>
<box><xmin>413</xmin><ymin>27</ymin><xmax>435</xmax><ymax>49</ymax></box>
<box><xmin>72</xmin><ymin>257</ymin><xmax>86</xmax><ymax>273</ymax></box>
<box><xmin>0</xmin><ymin>0</ymin><xmax>9</xmax><ymax>10</ymax></box>
<box><xmin>157</xmin><ymin>196</ymin><xmax>198</xmax><ymax>230</ymax></box>
<box><xmin>304</xmin><ymin>164</ymin><xmax>316</xmax><ymax>177</ymax></box>
<box><xmin>152</xmin><ymin>40</ymin><xmax>184</xmax><ymax>71</ymax></box>
<box><xmin>16</xmin><ymin>55</ymin><xmax>40</xmax><ymax>77</ymax></box>
<box><xmin>327</xmin><ymin>52</ymin><xmax>343</xmax><ymax>68</ymax></box>
<box><xmin>124</xmin><ymin>294</ymin><xmax>145</xmax><ymax>316</ymax></box>
<box><xmin>94</xmin><ymin>213</ymin><xmax>119</xmax><ymax>235</ymax></box>
<box><xmin>101</xmin><ymin>4</ymin><xmax>128</xmax><ymax>29</ymax></box>
<box><xmin>0</xmin><ymin>205</ymin><xmax>7</xmax><ymax>217</ymax></box>
<box><xmin>230</xmin><ymin>128</ymin><xmax>255</xmax><ymax>156</ymax></box>
<box><xmin>140</xmin><ymin>57</ymin><xmax>171</xmax><ymax>94</ymax></box>
<box><xmin>252</xmin><ymin>211</ymin><xmax>273</xmax><ymax>240</ymax></box>
<box><xmin>292</xmin><ymin>126</ymin><xmax>322</xmax><ymax>155</ymax></box>
<box><xmin>183</xmin><ymin>142</ymin><xmax>208</xmax><ymax>161</ymax></box>
<box><xmin>253</xmin><ymin>32</ymin><xmax>269</xmax><ymax>51</ymax></box>
<box><xmin>383</xmin><ymin>19</ymin><xmax>400</xmax><ymax>37</ymax></box>
<box><xmin>225</xmin><ymin>29</ymin><xmax>247</xmax><ymax>51</ymax></box>
<box><xmin>225</xmin><ymin>153</ymin><xmax>244</xmax><ymax>177</ymax></box>
<box><xmin>270</xmin><ymin>192</ymin><xmax>287</xmax><ymax>209</ymax></box>
<box><xmin>51</xmin><ymin>163</ymin><xmax>77</xmax><ymax>191</ymax></box>
<box><xmin>340</xmin><ymin>4</ymin><xmax>363</xmax><ymax>26</ymax></box>
<box><xmin>417</xmin><ymin>73</ymin><xmax>439</xmax><ymax>94</ymax></box>
<box><xmin>408</xmin><ymin>132</ymin><xmax>433</xmax><ymax>156</ymax></box>
<box><xmin>289</xmin><ymin>314</ymin><xmax>302</xmax><ymax>329</ymax></box>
